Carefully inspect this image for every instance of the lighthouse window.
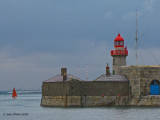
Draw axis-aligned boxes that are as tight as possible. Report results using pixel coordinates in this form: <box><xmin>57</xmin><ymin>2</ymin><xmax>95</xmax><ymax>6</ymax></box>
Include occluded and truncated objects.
<box><xmin>115</xmin><ymin>41</ymin><xmax>124</xmax><ymax>46</ymax></box>
<box><xmin>113</xmin><ymin>58</ymin><xmax>115</xmax><ymax>65</ymax></box>
<box><xmin>120</xmin><ymin>41</ymin><xmax>124</xmax><ymax>46</ymax></box>
<box><xmin>115</xmin><ymin>41</ymin><xmax>119</xmax><ymax>46</ymax></box>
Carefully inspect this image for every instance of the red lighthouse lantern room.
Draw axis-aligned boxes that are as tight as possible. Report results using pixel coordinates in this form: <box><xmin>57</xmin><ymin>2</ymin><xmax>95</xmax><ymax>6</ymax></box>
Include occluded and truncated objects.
<box><xmin>111</xmin><ymin>33</ymin><xmax>128</xmax><ymax>56</ymax></box>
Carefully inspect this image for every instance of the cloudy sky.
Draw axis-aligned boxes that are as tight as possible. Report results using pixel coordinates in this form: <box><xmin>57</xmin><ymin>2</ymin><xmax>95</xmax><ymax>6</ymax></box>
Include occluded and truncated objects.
<box><xmin>0</xmin><ymin>0</ymin><xmax>160</xmax><ymax>90</ymax></box>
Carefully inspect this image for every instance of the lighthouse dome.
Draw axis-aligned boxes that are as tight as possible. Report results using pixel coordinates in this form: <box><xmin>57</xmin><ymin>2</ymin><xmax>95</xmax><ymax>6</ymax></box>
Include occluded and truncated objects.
<box><xmin>114</xmin><ymin>33</ymin><xmax>124</xmax><ymax>41</ymax></box>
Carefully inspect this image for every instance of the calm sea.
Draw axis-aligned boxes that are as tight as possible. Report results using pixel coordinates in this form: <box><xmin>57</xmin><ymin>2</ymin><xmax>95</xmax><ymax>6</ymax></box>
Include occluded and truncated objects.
<box><xmin>0</xmin><ymin>93</ymin><xmax>160</xmax><ymax>120</ymax></box>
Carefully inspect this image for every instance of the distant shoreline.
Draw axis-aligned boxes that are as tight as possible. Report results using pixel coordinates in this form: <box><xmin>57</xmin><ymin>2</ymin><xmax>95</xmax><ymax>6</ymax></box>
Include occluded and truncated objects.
<box><xmin>0</xmin><ymin>90</ymin><xmax>41</xmax><ymax>95</ymax></box>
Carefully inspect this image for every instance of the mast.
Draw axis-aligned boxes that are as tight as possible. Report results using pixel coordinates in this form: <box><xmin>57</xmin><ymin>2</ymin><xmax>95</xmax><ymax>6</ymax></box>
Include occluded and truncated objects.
<box><xmin>135</xmin><ymin>10</ymin><xmax>138</xmax><ymax>65</ymax></box>
<box><xmin>86</xmin><ymin>65</ymin><xmax>88</xmax><ymax>81</ymax></box>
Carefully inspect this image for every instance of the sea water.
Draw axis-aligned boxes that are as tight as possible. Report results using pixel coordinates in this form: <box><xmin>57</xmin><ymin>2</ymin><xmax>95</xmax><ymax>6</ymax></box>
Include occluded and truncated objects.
<box><xmin>0</xmin><ymin>93</ymin><xmax>160</xmax><ymax>120</ymax></box>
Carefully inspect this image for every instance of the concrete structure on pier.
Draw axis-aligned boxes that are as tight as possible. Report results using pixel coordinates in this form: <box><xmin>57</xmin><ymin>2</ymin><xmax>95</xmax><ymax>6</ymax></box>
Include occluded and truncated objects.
<box><xmin>41</xmin><ymin>34</ymin><xmax>160</xmax><ymax>107</ymax></box>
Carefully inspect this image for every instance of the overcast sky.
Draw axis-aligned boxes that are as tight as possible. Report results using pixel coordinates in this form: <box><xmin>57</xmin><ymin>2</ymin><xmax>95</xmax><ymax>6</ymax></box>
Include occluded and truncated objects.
<box><xmin>0</xmin><ymin>0</ymin><xmax>160</xmax><ymax>90</ymax></box>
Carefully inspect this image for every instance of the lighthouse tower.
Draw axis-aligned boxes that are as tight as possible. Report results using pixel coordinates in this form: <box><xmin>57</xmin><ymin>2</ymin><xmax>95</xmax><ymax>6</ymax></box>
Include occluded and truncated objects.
<box><xmin>111</xmin><ymin>33</ymin><xmax>128</xmax><ymax>75</ymax></box>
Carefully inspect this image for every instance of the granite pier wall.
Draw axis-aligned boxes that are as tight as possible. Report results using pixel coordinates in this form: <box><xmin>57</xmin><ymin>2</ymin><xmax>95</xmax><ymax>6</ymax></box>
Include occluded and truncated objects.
<box><xmin>41</xmin><ymin>96</ymin><xmax>129</xmax><ymax>107</ymax></box>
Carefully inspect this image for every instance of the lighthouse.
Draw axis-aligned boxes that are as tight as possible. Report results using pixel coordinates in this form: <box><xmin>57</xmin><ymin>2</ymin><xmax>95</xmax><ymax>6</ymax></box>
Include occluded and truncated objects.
<box><xmin>111</xmin><ymin>33</ymin><xmax>128</xmax><ymax>75</ymax></box>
